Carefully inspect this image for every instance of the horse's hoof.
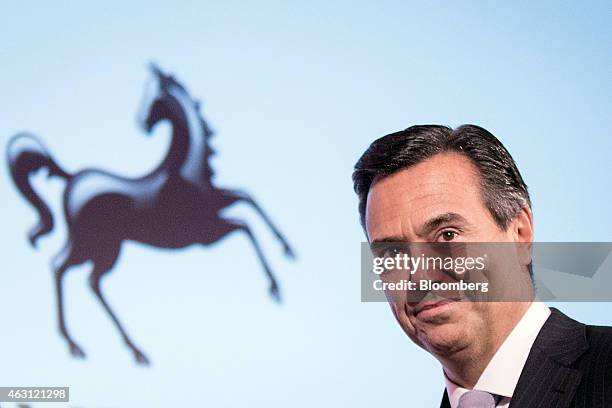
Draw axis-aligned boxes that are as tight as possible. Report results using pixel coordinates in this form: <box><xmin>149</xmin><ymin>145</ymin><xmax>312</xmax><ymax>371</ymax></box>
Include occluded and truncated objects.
<box><xmin>69</xmin><ymin>342</ymin><xmax>86</xmax><ymax>359</ymax></box>
<box><xmin>269</xmin><ymin>283</ymin><xmax>282</xmax><ymax>304</ymax></box>
<box><xmin>133</xmin><ymin>349</ymin><xmax>151</xmax><ymax>366</ymax></box>
<box><xmin>284</xmin><ymin>245</ymin><xmax>296</xmax><ymax>259</ymax></box>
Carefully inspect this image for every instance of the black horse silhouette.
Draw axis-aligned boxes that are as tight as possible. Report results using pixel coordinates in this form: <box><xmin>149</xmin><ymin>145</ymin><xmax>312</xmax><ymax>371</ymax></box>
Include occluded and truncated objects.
<box><xmin>7</xmin><ymin>64</ymin><xmax>295</xmax><ymax>365</ymax></box>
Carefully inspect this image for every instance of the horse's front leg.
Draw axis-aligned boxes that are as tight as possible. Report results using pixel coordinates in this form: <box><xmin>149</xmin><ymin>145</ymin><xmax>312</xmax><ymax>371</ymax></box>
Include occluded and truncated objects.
<box><xmin>224</xmin><ymin>189</ymin><xmax>295</xmax><ymax>259</ymax></box>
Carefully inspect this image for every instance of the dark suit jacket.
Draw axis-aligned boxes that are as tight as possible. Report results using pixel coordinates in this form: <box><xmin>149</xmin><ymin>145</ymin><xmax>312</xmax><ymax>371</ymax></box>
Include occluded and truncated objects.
<box><xmin>440</xmin><ymin>308</ymin><xmax>612</xmax><ymax>408</ymax></box>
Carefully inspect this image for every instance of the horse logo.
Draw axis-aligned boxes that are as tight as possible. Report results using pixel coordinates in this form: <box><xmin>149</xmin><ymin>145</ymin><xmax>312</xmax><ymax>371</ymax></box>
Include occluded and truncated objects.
<box><xmin>7</xmin><ymin>64</ymin><xmax>295</xmax><ymax>365</ymax></box>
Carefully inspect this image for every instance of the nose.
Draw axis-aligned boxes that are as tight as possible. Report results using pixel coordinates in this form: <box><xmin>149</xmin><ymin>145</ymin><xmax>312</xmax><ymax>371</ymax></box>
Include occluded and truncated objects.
<box><xmin>136</xmin><ymin>110</ymin><xmax>152</xmax><ymax>133</ymax></box>
<box><xmin>143</xmin><ymin>116</ymin><xmax>153</xmax><ymax>133</ymax></box>
<box><xmin>405</xmin><ymin>243</ymin><xmax>465</xmax><ymax>306</ymax></box>
<box><xmin>136</xmin><ymin>106</ymin><xmax>148</xmax><ymax>131</ymax></box>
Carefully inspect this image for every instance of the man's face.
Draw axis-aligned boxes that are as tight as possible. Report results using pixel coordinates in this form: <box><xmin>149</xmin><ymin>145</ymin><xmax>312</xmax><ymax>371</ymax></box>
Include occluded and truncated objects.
<box><xmin>365</xmin><ymin>153</ymin><xmax>526</xmax><ymax>358</ymax></box>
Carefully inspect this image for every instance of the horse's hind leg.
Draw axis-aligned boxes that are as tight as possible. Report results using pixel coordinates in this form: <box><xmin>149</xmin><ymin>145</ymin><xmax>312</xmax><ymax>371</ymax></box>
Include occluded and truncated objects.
<box><xmin>223</xmin><ymin>189</ymin><xmax>295</xmax><ymax>258</ymax></box>
<box><xmin>88</xmin><ymin>251</ymin><xmax>150</xmax><ymax>365</ymax></box>
<box><xmin>51</xmin><ymin>242</ymin><xmax>85</xmax><ymax>358</ymax></box>
<box><xmin>218</xmin><ymin>218</ymin><xmax>282</xmax><ymax>303</ymax></box>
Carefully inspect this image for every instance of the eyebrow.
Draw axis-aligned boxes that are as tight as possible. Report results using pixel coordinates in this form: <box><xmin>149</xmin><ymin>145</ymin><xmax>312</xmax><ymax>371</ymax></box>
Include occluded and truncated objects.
<box><xmin>370</xmin><ymin>236</ymin><xmax>406</xmax><ymax>244</ymax></box>
<box><xmin>369</xmin><ymin>212</ymin><xmax>468</xmax><ymax>244</ymax></box>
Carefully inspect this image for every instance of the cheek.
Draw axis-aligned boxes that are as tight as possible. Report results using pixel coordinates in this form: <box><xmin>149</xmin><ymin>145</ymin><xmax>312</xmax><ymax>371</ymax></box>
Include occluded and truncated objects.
<box><xmin>389</xmin><ymin>301</ymin><xmax>424</xmax><ymax>346</ymax></box>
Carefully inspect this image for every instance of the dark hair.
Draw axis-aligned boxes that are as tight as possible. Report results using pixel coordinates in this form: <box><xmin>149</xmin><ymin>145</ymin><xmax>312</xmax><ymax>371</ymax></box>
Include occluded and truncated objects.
<box><xmin>352</xmin><ymin>124</ymin><xmax>531</xmax><ymax>231</ymax></box>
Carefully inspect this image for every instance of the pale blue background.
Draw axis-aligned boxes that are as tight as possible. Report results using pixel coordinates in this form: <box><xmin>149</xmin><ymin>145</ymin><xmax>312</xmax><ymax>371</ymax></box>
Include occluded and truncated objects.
<box><xmin>1</xmin><ymin>1</ymin><xmax>611</xmax><ymax>407</ymax></box>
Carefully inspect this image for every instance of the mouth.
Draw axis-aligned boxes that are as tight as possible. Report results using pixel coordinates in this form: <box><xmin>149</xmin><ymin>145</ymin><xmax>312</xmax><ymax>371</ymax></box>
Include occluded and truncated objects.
<box><xmin>413</xmin><ymin>298</ymin><xmax>458</xmax><ymax>318</ymax></box>
<box><xmin>141</xmin><ymin>118</ymin><xmax>154</xmax><ymax>134</ymax></box>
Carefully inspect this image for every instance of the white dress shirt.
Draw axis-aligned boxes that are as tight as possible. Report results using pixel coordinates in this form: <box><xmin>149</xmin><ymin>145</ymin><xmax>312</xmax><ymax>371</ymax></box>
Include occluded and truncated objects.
<box><xmin>444</xmin><ymin>301</ymin><xmax>551</xmax><ymax>408</ymax></box>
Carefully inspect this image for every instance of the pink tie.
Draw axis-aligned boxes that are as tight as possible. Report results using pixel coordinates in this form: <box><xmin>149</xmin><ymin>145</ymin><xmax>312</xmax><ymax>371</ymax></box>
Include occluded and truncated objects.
<box><xmin>457</xmin><ymin>390</ymin><xmax>497</xmax><ymax>408</ymax></box>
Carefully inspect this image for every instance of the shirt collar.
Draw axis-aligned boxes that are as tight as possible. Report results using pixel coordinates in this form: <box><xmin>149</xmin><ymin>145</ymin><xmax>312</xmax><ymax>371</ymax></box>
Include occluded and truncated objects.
<box><xmin>444</xmin><ymin>301</ymin><xmax>551</xmax><ymax>408</ymax></box>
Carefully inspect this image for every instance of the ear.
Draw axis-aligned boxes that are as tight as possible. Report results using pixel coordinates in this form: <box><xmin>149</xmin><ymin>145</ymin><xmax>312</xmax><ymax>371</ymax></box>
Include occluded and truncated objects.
<box><xmin>511</xmin><ymin>207</ymin><xmax>534</xmax><ymax>268</ymax></box>
<box><xmin>512</xmin><ymin>206</ymin><xmax>534</xmax><ymax>243</ymax></box>
<box><xmin>149</xmin><ymin>62</ymin><xmax>163</xmax><ymax>77</ymax></box>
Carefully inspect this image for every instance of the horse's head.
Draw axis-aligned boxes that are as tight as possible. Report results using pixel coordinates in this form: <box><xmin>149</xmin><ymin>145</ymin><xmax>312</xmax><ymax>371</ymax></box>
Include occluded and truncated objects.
<box><xmin>137</xmin><ymin>63</ymin><xmax>197</xmax><ymax>134</ymax></box>
<box><xmin>136</xmin><ymin>64</ymin><xmax>216</xmax><ymax>184</ymax></box>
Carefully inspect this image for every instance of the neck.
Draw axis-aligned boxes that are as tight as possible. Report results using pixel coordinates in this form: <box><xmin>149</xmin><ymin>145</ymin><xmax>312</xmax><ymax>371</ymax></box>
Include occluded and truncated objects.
<box><xmin>155</xmin><ymin>104</ymin><xmax>190</xmax><ymax>175</ymax></box>
<box><xmin>441</xmin><ymin>301</ymin><xmax>532</xmax><ymax>388</ymax></box>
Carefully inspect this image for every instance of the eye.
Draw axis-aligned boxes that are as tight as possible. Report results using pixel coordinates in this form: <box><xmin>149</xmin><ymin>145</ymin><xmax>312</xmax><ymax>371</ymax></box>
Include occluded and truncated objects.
<box><xmin>381</xmin><ymin>247</ymin><xmax>402</xmax><ymax>258</ymax></box>
<box><xmin>372</xmin><ymin>245</ymin><xmax>407</xmax><ymax>259</ymax></box>
<box><xmin>439</xmin><ymin>230</ymin><xmax>458</xmax><ymax>242</ymax></box>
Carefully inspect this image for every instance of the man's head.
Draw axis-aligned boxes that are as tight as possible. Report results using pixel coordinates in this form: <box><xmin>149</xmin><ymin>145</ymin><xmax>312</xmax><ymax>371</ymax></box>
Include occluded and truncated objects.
<box><xmin>353</xmin><ymin>124</ymin><xmax>534</xmax><ymax>362</ymax></box>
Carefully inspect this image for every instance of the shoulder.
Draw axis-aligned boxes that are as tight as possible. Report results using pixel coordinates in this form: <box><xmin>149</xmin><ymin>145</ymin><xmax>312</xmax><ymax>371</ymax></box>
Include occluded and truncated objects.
<box><xmin>539</xmin><ymin>308</ymin><xmax>612</xmax><ymax>369</ymax></box>
<box><xmin>549</xmin><ymin>311</ymin><xmax>612</xmax><ymax>399</ymax></box>
<box><xmin>586</xmin><ymin>323</ymin><xmax>612</xmax><ymax>337</ymax></box>
<box><xmin>576</xmin><ymin>323</ymin><xmax>612</xmax><ymax>403</ymax></box>
<box><xmin>585</xmin><ymin>324</ymin><xmax>612</xmax><ymax>355</ymax></box>
<box><xmin>576</xmin><ymin>322</ymin><xmax>612</xmax><ymax>390</ymax></box>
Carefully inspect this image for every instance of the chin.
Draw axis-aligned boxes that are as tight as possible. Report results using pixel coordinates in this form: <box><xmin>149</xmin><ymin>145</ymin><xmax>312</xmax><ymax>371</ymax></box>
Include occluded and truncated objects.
<box><xmin>410</xmin><ymin>306</ymin><xmax>475</xmax><ymax>357</ymax></box>
<box><xmin>419</xmin><ymin>322</ymin><xmax>471</xmax><ymax>356</ymax></box>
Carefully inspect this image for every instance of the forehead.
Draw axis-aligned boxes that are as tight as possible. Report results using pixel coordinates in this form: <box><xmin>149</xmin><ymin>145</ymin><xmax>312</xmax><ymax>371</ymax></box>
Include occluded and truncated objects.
<box><xmin>365</xmin><ymin>153</ymin><xmax>485</xmax><ymax>240</ymax></box>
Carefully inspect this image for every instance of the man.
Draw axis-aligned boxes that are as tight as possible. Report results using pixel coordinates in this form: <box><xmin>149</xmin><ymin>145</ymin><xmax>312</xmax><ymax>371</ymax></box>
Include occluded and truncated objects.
<box><xmin>352</xmin><ymin>125</ymin><xmax>612</xmax><ymax>408</ymax></box>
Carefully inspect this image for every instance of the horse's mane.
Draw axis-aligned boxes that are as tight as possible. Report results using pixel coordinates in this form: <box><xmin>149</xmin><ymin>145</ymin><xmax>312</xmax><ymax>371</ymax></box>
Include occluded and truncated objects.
<box><xmin>198</xmin><ymin>106</ymin><xmax>216</xmax><ymax>185</ymax></box>
<box><xmin>164</xmin><ymin>73</ymin><xmax>216</xmax><ymax>186</ymax></box>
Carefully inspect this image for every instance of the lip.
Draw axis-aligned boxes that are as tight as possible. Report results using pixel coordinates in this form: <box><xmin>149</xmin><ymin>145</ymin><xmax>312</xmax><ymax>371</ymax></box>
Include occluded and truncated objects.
<box><xmin>414</xmin><ymin>298</ymin><xmax>457</xmax><ymax>318</ymax></box>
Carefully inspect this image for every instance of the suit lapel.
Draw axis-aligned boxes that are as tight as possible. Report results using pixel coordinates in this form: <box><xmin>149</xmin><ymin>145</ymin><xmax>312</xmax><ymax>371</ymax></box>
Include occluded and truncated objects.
<box><xmin>509</xmin><ymin>308</ymin><xmax>588</xmax><ymax>408</ymax></box>
<box><xmin>440</xmin><ymin>389</ymin><xmax>451</xmax><ymax>408</ymax></box>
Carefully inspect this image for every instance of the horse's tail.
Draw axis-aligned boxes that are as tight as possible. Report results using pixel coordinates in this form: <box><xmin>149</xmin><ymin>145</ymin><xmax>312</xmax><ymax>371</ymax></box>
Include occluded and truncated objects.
<box><xmin>6</xmin><ymin>133</ymin><xmax>71</xmax><ymax>247</ymax></box>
